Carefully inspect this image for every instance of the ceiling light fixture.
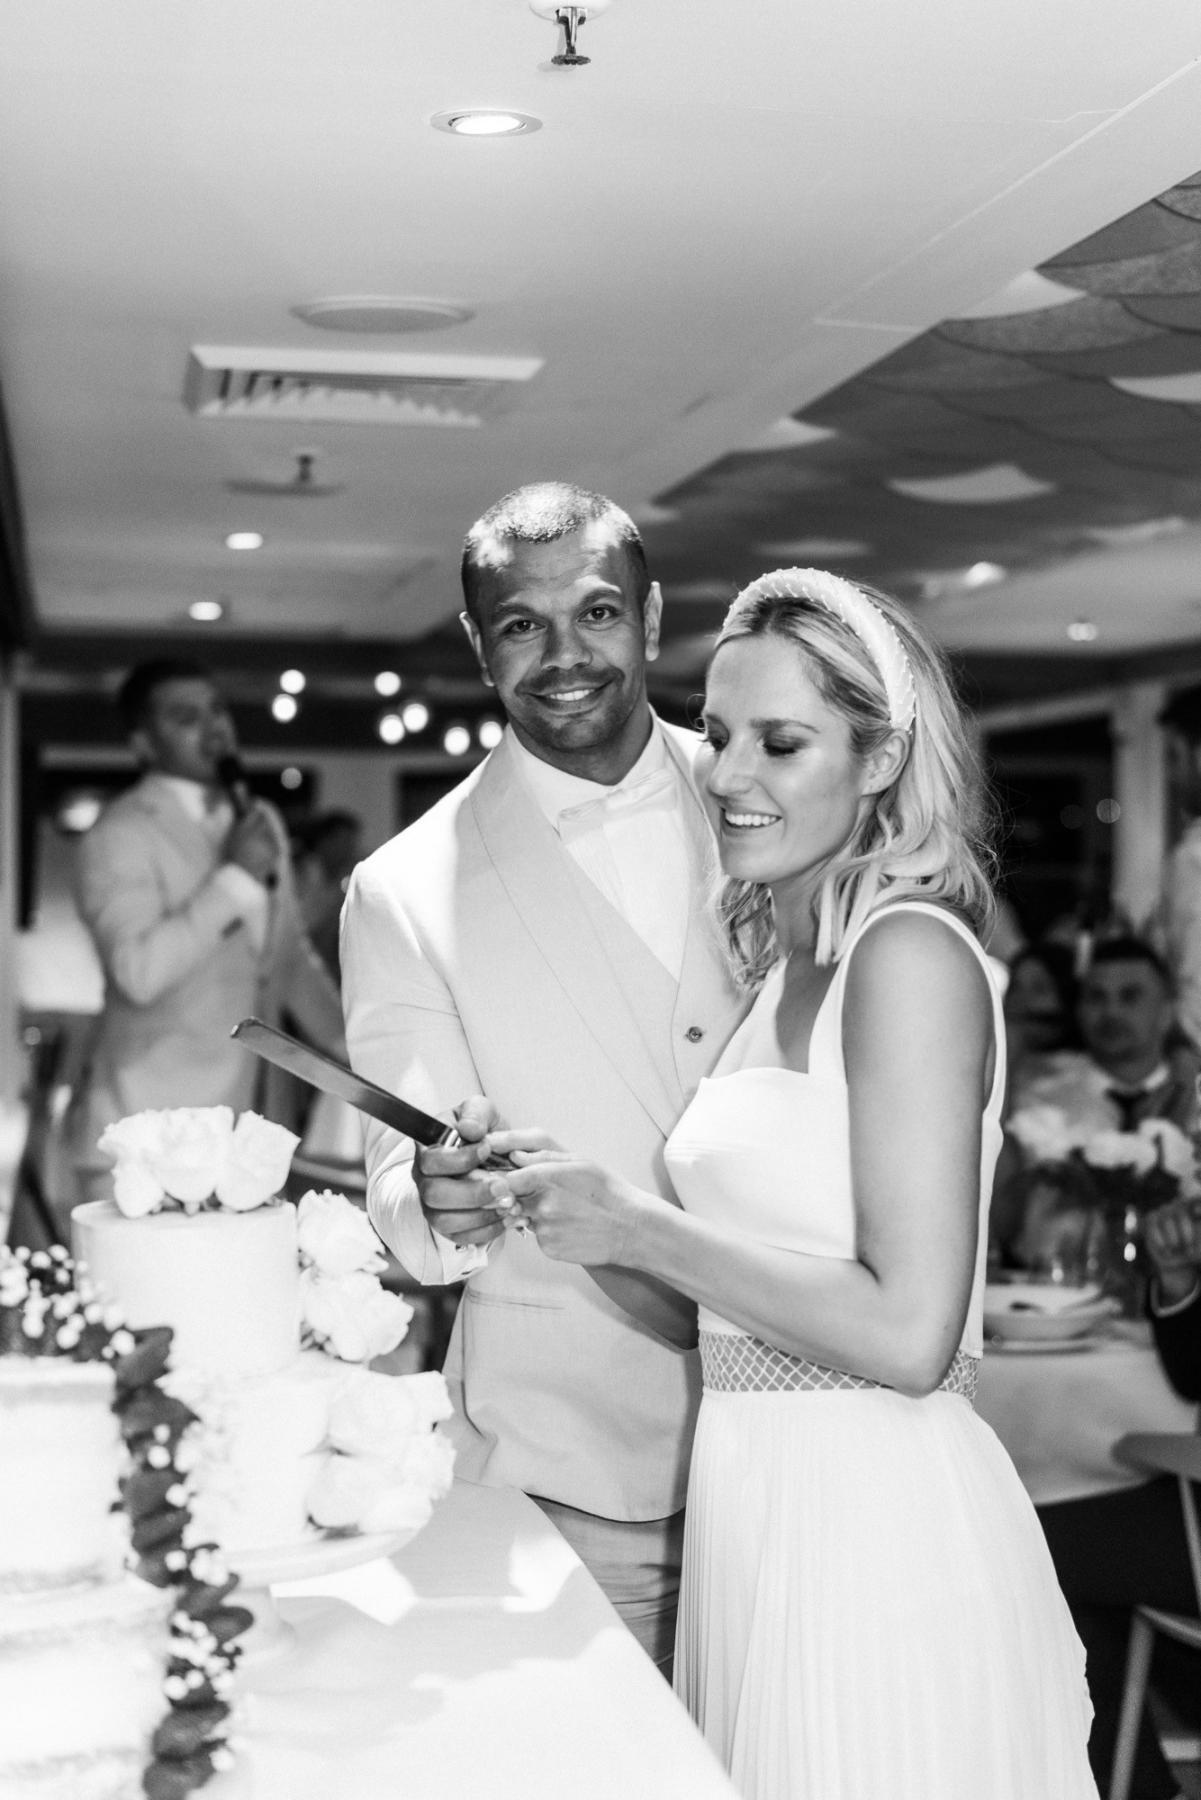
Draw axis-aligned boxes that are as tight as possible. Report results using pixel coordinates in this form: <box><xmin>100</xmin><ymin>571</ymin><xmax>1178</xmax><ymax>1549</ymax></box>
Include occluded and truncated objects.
<box><xmin>443</xmin><ymin>724</ymin><xmax>472</xmax><ymax>757</ymax></box>
<box><xmin>374</xmin><ymin>671</ymin><xmax>402</xmax><ymax>697</ymax></box>
<box><xmin>478</xmin><ymin>718</ymin><xmax>504</xmax><ymax>749</ymax></box>
<box><xmin>530</xmin><ymin>0</ymin><xmax>611</xmax><ymax>66</ymax></box>
<box><xmin>431</xmin><ymin>110</ymin><xmax>542</xmax><ymax>138</ymax></box>
<box><xmin>225</xmin><ymin>531</ymin><xmax>264</xmax><ymax>551</ymax></box>
<box><xmin>293</xmin><ymin>297</ymin><xmax>474</xmax><ymax>335</ymax></box>
<box><xmin>188</xmin><ymin>599</ymin><xmax>225</xmax><ymax>623</ymax></box>
<box><xmin>279</xmin><ymin>669</ymin><xmax>306</xmax><ymax>695</ymax></box>
<box><xmin>401</xmin><ymin>701</ymin><xmax>431</xmax><ymax>734</ymax></box>
<box><xmin>271</xmin><ymin>694</ymin><xmax>298</xmax><ymax>723</ymax></box>
<box><xmin>1067</xmin><ymin>619</ymin><xmax>1100</xmax><ymax>643</ymax></box>
<box><xmin>378</xmin><ymin>713</ymin><xmax>405</xmax><ymax>745</ymax></box>
<box><xmin>280</xmin><ymin>767</ymin><xmax>304</xmax><ymax>791</ymax></box>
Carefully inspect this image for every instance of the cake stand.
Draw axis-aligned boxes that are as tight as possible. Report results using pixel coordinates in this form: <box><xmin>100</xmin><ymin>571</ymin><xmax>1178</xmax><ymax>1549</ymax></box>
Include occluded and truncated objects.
<box><xmin>231</xmin><ymin>1527</ymin><xmax>418</xmax><ymax>1661</ymax></box>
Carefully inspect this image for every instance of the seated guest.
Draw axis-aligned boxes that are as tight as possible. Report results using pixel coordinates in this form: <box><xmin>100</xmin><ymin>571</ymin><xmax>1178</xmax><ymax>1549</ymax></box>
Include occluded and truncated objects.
<box><xmin>1146</xmin><ymin>1193</ymin><xmax>1201</xmax><ymax>1402</ymax></box>
<box><xmin>998</xmin><ymin>975</ymin><xmax>1201</xmax><ymax>1798</ymax></box>
<box><xmin>993</xmin><ymin>937</ymin><xmax>1197</xmax><ymax>1264</ymax></box>
<box><xmin>1004</xmin><ymin>938</ymin><xmax>1081</xmax><ymax>1104</ymax></box>
<box><xmin>1043</xmin><ymin>1194</ymin><xmax>1201</xmax><ymax>1800</ymax></box>
<box><xmin>1014</xmin><ymin>936</ymin><xmax>1197</xmax><ymax>1134</ymax></box>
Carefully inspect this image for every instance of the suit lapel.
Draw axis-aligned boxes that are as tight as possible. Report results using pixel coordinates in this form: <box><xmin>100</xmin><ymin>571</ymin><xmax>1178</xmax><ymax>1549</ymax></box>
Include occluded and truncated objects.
<box><xmin>470</xmin><ymin>738</ymin><xmax>682</xmax><ymax>1137</ymax></box>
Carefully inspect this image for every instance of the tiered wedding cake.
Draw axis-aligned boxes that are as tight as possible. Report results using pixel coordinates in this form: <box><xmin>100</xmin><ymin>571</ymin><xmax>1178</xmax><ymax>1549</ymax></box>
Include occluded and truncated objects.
<box><xmin>0</xmin><ymin>1246</ymin><xmax>246</xmax><ymax>1800</ymax></box>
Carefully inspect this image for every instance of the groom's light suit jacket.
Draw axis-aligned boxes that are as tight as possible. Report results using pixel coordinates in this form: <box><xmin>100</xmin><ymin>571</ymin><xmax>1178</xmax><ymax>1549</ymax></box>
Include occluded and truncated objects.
<box><xmin>341</xmin><ymin>721</ymin><xmax>744</xmax><ymax>1521</ymax></box>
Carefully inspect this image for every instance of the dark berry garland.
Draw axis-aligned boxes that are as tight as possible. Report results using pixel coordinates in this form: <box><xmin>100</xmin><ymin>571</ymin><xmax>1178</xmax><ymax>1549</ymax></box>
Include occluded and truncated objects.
<box><xmin>1</xmin><ymin>1246</ymin><xmax>252</xmax><ymax>1798</ymax></box>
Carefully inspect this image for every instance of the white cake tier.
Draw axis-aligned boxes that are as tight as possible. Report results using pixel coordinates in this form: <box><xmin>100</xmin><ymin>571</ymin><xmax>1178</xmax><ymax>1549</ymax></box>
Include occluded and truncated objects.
<box><xmin>0</xmin><ymin>1574</ymin><xmax>169</xmax><ymax>1787</ymax></box>
<box><xmin>0</xmin><ymin>1361</ymin><xmax>125</xmax><ymax>1591</ymax></box>
<box><xmin>73</xmin><ymin>1199</ymin><xmax>300</xmax><ymax>1378</ymax></box>
<box><xmin>169</xmin><ymin>1350</ymin><xmax>349</xmax><ymax>1553</ymax></box>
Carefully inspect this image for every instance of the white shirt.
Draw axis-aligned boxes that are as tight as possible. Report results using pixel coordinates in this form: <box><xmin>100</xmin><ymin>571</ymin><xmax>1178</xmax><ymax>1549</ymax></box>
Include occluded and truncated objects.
<box><xmin>157</xmin><ymin>774</ymin><xmax>269</xmax><ymax>954</ymax></box>
<box><xmin>509</xmin><ymin>723</ymin><xmax>692</xmax><ymax>979</ymax></box>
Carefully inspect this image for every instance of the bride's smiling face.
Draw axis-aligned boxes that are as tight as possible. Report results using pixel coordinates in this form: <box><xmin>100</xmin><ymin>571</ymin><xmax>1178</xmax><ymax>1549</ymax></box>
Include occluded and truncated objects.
<box><xmin>698</xmin><ymin>634</ymin><xmax>887</xmax><ymax>911</ymax></box>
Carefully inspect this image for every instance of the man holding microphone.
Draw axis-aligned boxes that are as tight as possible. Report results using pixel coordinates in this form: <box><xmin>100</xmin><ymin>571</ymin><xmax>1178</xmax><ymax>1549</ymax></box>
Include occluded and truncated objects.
<box><xmin>69</xmin><ymin>657</ymin><xmax>344</xmax><ymax>1201</ymax></box>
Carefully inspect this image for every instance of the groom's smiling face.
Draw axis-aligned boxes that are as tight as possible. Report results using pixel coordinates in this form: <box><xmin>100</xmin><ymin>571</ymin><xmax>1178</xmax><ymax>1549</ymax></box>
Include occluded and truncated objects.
<box><xmin>461</xmin><ymin>522</ymin><xmax>662</xmax><ymax>784</ymax></box>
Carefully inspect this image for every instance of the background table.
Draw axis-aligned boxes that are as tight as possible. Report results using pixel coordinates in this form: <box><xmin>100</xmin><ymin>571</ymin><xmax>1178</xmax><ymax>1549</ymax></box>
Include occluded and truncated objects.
<box><xmin>216</xmin><ymin>1480</ymin><xmax>740</xmax><ymax>1800</ymax></box>
<box><xmin>976</xmin><ymin>1320</ymin><xmax>1198</xmax><ymax>1506</ymax></box>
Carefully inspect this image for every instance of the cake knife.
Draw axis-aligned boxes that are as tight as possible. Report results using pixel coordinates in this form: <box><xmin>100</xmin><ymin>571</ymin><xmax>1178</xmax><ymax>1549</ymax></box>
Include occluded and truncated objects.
<box><xmin>232</xmin><ymin>1016</ymin><xmax>464</xmax><ymax>1147</ymax></box>
<box><xmin>230</xmin><ymin>1018</ymin><xmax>520</xmax><ymax>1213</ymax></box>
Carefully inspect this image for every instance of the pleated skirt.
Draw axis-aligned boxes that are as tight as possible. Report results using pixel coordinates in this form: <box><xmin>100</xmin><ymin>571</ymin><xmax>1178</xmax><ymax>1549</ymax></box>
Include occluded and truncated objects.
<box><xmin>674</xmin><ymin>1384</ymin><xmax>1098</xmax><ymax>1800</ymax></box>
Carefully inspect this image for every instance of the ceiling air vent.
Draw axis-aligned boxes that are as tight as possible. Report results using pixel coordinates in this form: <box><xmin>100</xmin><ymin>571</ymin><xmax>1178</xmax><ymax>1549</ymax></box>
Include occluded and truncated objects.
<box><xmin>184</xmin><ymin>345</ymin><xmax>543</xmax><ymax>427</ymax></box>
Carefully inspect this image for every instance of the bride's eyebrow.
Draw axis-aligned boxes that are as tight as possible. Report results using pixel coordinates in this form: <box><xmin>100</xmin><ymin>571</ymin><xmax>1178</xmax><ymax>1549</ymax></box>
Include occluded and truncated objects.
<box><xmin>749</xmin><ymin>715</ymin><xmax>815</xmax><ymax>731</ymax></box>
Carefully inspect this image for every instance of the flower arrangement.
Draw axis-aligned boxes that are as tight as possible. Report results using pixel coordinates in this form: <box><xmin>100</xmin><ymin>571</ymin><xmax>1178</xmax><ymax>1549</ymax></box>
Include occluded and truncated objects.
<box><xmin>296</xmin><ymin>1187</ymin><xmax>414</xmax><ymax>1364</ymax></box>
<box><xmin>0</xmin><ymin>1245</ymin><xmax>250</xmax><ymax>1800</ymax></box>
<box><xmin>294</xmin><ymin>1188</ymin><xmax>454</xmax><ymax>1532</ymax></box>
<box><xmin>308</xmin><ymin>1367</ymin><xmax>455</xmax><ymax>1535</ymax></box>
<box><xmin>1006</xmin><ymin>1106</ymin><xmax>1199</xmax><ymax>1306</ymax></box>
<box><xmin>97</xmin><ymin>1107</ymin><xmax>299</xmax><ymax>1217</ymax></box>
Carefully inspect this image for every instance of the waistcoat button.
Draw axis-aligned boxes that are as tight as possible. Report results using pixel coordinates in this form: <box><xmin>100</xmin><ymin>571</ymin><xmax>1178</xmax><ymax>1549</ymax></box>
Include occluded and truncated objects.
<box><xmin>685</xmin><ymin>1025</ymin><xmax>704</xmax><ymax>1043</ymax></box>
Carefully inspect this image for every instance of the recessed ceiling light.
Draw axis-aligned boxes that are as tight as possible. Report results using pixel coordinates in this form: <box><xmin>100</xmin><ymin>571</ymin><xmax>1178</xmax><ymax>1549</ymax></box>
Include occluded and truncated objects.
<box><xmin>443</xmin><ymin>724</ymin><xmax>472</xmax><ymax>757</ymax></box>
<box><xmin>280</xmin><ymin>767</ymin><xmax>304</xmax><ymax>790</ymax></box>
<box><xmin>378</xmin><ymin>713</ymin><xmax>405</xmax><ymax>746</ymax></box>
<box><xmin>279</xmin><ymin>669</ymin><xmax>306</xmax><ymax>695</ymax></box>
<box><xmin>188</xmin><ymin>599</ymin><xmax>225</xmax><ymax>623</ymax></box>
<box><xmin>374</xmin><ymin>670</ymin><xmax>402</xmax><ymax>697</ymax></box>
<box><xmin>292</xmin><ymin>297</ymin><xmax>474</xmax><ymax>334</ymax></box>
<box><xmin>271</xmin><ymin>694</ymin><xmax>298</xmax><ymax>723</ymax></box>
<box><xmin>226</xmin><ymin>531</ymin><xmax>264</xmax><ymax>551</ymax></box>
<box><xmin>1067</xmin><ymin>619</ymin><xmax>1100</xmax><ymax>643</ymax></box>
<box><xmin>401</xmin><ymin>701</ymin><xmax>430</xmax><ymax>734</ymax></box>
<box><xmin>430</xmin><ymin>110</ymin><xmax>542</xmax><ymax>138</ymax></box>
<box><xmin>478</xmin><ymin>718</ymin><xmax>504</xmax><ymax>749</ymax></box>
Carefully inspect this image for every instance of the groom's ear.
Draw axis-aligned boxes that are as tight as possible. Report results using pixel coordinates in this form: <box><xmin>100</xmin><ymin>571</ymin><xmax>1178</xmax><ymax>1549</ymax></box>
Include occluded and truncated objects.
<box><xmin>642</xmin><ymin>583</ymin><xmax>663</xmax><ymax>663</ymax></box>
<box><xmin>460</xmin><ymin>610</ymin><xmax>496</xmax><ymax>689</ymax></box>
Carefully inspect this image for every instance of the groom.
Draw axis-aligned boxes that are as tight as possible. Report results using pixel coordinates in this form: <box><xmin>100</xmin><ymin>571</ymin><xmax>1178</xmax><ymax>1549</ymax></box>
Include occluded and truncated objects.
<box><xmin>340</xmin><ymin>482</ymin><xmax>743</xmax><ymax>1671</ymax></box>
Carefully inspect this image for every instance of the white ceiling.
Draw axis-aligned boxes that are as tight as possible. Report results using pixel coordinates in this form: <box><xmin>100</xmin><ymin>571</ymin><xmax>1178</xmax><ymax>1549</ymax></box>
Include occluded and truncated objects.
<box><xmin>4</xmin><ymin>0</ymin><xmax>1201</xmax><ymax>672</ymax></box>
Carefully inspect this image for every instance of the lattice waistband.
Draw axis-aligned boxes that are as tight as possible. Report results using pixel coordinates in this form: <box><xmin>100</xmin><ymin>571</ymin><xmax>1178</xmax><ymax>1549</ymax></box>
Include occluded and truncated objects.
<box><xmin>699</xmin><ymin>1331</ymin><xmax>979</xmax><ymax>1404</ymax></box>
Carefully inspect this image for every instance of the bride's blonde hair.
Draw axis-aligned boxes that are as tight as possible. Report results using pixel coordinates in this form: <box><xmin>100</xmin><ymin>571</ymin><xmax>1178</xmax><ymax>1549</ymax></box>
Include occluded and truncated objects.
<box><xmin>709</xmin><ymin>571</ymin><xmax>996</xmax><ymax>988</ymax></box>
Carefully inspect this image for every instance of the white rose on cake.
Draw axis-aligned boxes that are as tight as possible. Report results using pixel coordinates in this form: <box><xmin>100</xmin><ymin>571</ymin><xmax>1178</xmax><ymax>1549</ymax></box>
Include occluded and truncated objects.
<box><xmin>308</xmin><ymin>1433</ymin><xmax>455</xmax><ymax>1535</ymax></box>
<box><xmin>327</xmin><ymin>1368</ymin><xmax>453</xmax><ymax>1454</ymax></box>
<box><xmin>98</xmin><ymin>1106</ymin><xmax>298</xmax><ymax>1216</ymax></box>
<box><xmin>300</xmin><ymin>1267</ymin><xmax>413</xmax><ymax>1363</ymax></box>
<box><xmin>296</xmin><ymin>1189</ymin><xmax>387</xmax><ymax>1275</ymax></box>
<box><xmin>216</xmin><ymin>1112</ymin><xmax>301</xmax><ymax>1211</ymax></box>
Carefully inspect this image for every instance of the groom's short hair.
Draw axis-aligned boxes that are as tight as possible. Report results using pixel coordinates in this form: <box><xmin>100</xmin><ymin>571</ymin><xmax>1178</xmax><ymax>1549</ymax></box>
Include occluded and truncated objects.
<box><xmin>460</xmin><ymin>481</ymin><xmax>650</xmax><ymax>621</ymax></box>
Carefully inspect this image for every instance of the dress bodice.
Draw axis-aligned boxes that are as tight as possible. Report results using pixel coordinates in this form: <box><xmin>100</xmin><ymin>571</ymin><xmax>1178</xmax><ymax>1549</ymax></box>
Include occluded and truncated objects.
<box><xmin>663</xmin><ymin>901</ymin><xmax>1006</xmax><ymax>1357</ymax></box>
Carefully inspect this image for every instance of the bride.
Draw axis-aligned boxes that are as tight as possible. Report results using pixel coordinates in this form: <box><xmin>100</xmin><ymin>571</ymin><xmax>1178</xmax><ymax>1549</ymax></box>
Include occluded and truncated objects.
<box><xmin>484</xmin><ymin>568</ymin><xmax>1098</xmax><ymax>1800</ymax></box>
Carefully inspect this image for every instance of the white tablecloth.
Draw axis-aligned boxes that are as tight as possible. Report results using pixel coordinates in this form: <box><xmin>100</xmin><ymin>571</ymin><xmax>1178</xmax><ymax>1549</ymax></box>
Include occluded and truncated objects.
<box><xmin>221</xmin><ymin>1480</ymin><xmax>740</xmax><ymax>1800</ymax></box>
<box><xmin>976</xmin><ymin>1321</ymin><xmax>1198</xmax><ymax>1506</ymax></box>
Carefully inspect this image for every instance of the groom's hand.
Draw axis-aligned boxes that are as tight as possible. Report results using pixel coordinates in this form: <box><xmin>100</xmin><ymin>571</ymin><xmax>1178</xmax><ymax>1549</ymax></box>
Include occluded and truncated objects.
<box><xmin>415</xmin><ymin>1095</ymin><xmax>507</xmax><ymax>1248</ymax></box>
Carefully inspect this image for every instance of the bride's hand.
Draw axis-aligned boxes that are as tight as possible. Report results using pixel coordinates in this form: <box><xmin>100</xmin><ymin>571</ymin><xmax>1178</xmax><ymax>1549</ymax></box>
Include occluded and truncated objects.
<box><xmin>485</xmin><ymin>1154</ymin><xmax>645</xmax><ymax>1267</ymax></box>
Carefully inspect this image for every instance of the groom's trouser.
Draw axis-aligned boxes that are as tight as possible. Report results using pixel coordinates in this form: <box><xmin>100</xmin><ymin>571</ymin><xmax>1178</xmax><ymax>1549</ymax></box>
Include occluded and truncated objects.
<box><xmin>528</xmin><ymin>1496</ymin><xmax>686</xmax><ymax>1680</ymax></box>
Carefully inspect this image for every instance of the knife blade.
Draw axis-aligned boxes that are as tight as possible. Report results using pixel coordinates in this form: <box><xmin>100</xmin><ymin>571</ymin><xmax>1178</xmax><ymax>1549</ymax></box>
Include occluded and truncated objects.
<box><xmin>232</xmin><ymin>1017</ymin><xmax>461</xmax><ymax>1148</ymax></box>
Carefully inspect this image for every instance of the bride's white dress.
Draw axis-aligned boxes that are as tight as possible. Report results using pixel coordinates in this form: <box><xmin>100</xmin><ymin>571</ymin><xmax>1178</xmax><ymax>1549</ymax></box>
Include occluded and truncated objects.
<box><xmin>664</xmin><ymin>902</ymin><xmax>1097</xmax><ymax>1800</ymax></box>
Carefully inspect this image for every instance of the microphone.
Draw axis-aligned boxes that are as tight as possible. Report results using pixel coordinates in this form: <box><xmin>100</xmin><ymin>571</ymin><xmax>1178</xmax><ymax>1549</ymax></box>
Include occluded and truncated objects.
<box><xmin>216</xmin><ymin>752</ymin><xmax>277</xmax><ymax>888</ymax></box>
<box><xmin>215</xmin><ymin>751</ymin><xmax>252</xmax><ymax>820</ymax></box>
